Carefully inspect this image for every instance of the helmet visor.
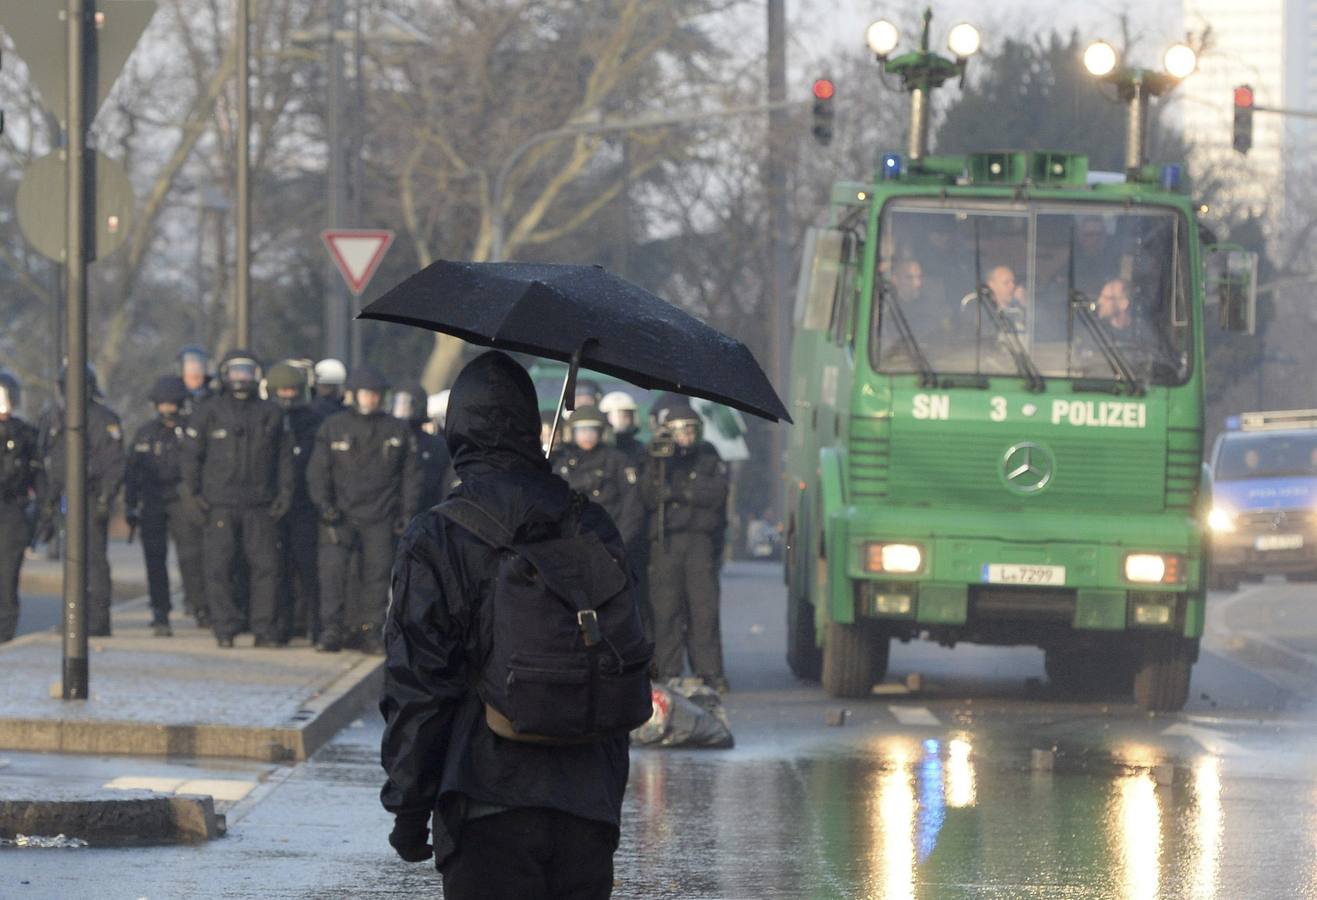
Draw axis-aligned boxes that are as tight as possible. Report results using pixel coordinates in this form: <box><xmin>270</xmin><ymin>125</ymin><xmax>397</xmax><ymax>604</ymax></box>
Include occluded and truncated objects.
<box><xmin>224</xmin><ymin>359</ymin><xmax>259</xmax><ymax>385</ymax></box>
<box><xmin>391</xmin><ymin>392</ymin><xmax>417</xmax><ymax>420</ymax></box>
<box><xmin>0</xmin><ymin>384</ymin><xmax>11</xmax><ymax>415</ymax></box>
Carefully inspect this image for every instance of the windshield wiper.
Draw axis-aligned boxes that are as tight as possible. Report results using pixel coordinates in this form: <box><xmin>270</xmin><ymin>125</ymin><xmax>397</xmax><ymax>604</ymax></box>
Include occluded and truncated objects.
<box><xmin>969</xmin><ymin>285</ymin><xmax>1046</xmax><ymax>392</ymax></box>
<box><xmin>879</xmin><ymin>282</ymin><xmax>939</xmax><ymax>389</ymax></box>
<box><xmin>1068</xmin><ymin>289</ymin><xmax>1145</xmax><ymax>396</ymax></box>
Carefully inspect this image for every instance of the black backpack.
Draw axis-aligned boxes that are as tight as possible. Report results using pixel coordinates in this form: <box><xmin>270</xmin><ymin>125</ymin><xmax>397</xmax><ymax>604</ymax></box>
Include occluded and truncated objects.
<box><xmin>438</xmin><ymin>493</ymin><xmax>654</xmax><ymax>744</ymax></box>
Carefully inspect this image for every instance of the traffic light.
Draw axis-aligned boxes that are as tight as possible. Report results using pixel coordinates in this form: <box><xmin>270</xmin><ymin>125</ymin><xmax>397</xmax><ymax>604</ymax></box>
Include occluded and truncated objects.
<box><xmin>812</xmin><ymin>78</ymin><xmax>835</xmax><ymax>145</ymax></box>
<box><xmin>1233</xmin><ymin>85</ymin><xmax>1254</xmax><ymax>156</ymax></box>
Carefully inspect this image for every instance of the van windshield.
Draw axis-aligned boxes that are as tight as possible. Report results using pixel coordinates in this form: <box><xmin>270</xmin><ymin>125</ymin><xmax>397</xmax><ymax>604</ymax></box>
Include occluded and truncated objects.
<box><xmin>1215</xmin><ymin>432</ymin><xmax>1317</xmax><ymax>480</ymax></box>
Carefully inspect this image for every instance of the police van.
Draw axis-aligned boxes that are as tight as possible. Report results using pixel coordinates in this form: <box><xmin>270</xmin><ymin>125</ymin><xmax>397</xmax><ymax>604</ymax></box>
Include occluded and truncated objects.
<box><xmin>1207</xmin><ymin>410</ymin><xmax>1317</xmax><ymax>590</ymax></box>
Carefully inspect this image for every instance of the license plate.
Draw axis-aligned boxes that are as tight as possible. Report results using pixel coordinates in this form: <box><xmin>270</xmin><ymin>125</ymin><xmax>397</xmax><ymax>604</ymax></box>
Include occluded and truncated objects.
<box><xmin>1255</xmin><ymin>534</ymin><xmax>1304</xmax><ymax>551</ymax></box>
<box><xmin>982</xmin><ymin>564</ymin><xmax>1066</xmax><ymax>586</ymax></box>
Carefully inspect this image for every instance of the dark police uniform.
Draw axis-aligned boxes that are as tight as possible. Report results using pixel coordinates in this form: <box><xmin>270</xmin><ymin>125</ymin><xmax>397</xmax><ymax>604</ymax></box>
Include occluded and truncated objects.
<box><xmin>308</xmin><ymin>409</ymin><xmax>419</xmax><ymax>650</ymax></box>
<box><xmin>413</xmin><ymin>425</ymin><xmax>451</xmax><ymax>512</ymax></box>
<box><xmin>0</xmin><ymin>415</ymin><xmax>43</xmax><ymax>643</ymax></box>
<box><xmin>278</xmin><ymin>403</ymin><xmax>324</xmax><ymax>642</ymax></box>
<box><xmin>180</xmin><ymin>393</ymin><xmax>293</xmax><ymax>644</ymax></box>
<box><xmin>44</xmin><ymin>400</ymin><xmax>126</xmax><ymax>636</ymax></box>
<box><xmin>551</xmin><ymin>443</ymin><xmax>644</xmax><ymax>555</ymax></box>
<box><xmin>642</xmin><ymin>440</ymin><xmax>729</xmax><ymax>682</ymax></box>
<box><xmin>124</xmin><ymin>412</ymin><xmax>206</xmax><ymax>628</ymax></box>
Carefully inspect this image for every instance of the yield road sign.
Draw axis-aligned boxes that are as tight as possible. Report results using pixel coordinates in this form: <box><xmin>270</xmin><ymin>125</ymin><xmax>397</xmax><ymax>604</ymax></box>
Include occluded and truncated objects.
<box><xmin>15</xmin><ymin>150</ymin><xmax>135</xmax><ymax>262</ymax></box>
<box><xmin>323</xmin><ymin>229</ymin><xmax>394</xmax><ymax>296</ymax></box>
<box><xmin>0</xmin><ymin>0</ymin><xmax>158</xmax><ymax>128</ymax></box>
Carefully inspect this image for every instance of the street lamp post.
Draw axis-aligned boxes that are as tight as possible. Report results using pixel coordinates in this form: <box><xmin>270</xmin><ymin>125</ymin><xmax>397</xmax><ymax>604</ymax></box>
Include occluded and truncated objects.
<box><xmin>865</xmin><ymin>10</ymin><xmax>980</xmax><ymax>163</ymax></box>
<box><xmin>235</xmin><ymin>0</ymin><xmax>250</xmax><ymax>348</ymax></box>
<box><xmin>1082</xmin><ymin>39</ymin><xmax>1199</xmax><ymax>178</ymax></box>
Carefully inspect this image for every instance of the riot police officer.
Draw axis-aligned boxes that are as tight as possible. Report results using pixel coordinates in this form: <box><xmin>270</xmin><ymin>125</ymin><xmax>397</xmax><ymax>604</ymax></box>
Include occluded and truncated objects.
<box><xmin>180</xmin><ymin>351</ymin><xmax>293</xmax><ymax>648</ymax></box>
<box><xmin>392</xmin><ymin>382</ymin><xmax>450</xmax><ymax>511</ymax></box>
<box><xmin>599</xmin><ymin>390</ymin><xmax>645</xmax><ymax>466</ymax></box>
<box><xmin>40</xmin><ymin>364</ymin><xmax>125</xmax><ymax>637</ymax></box>
<box><xmin>308</xmin><ymin>365</ymin><xmax>419</xmax><ymax>653</ymax></box>
<box><xmin>124</xmin><ymin>376</ymin><xmax>206</xmax><ymax>636</ymax></box>
<box><xmin>552</xmin><ymin>406</ymin><xmax>644</xmax><ymax>553</ymax></box>
<box><xmin>266</xmin><ymin>361</ymin><xmax>323</xmax><ymax>643</ymax></box>
<box><xmin>0</xmin><ymin>371</ymin><xmax>44</xmax><ymax>644</ymax></box>
<box><xmin>311</xmin><ymin>358</ymin><xmax>348</xmax><ymax>419</ymax></box>
<box><xmin>642</xmin><ymin>404</ymin><xmax>730</xmax><ymax>692</ymax></box>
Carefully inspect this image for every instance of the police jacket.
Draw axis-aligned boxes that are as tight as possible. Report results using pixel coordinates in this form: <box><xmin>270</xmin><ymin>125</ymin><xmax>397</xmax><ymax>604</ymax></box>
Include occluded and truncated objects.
<box><xmin>381</xmin><ymin>351</ymin><xmax>628</xmax><ymax>868</ymax></box>
<box><xmin>124</xmin><ymin>416</ymin><xmax>187</xmax><ymax>510</ymax></box>
<box><xmin>179</xmin><ymin>394</ymin><xmax>293</xmax><ymax>509</ymax></box>
<box><xmin>284</xmin><ymin>405</ymin><xmax>324</xmax><ymax>512</ymax></box>
<box><xmin>0</xmin><ymin>416</ymin><xmax>43</xmax><ymax>507</ymax></box>
<box><xmin>551</xmin><ymin>443</ymin><xmax>644</xmax><ymax>551</ymax></box>
<box><xmin>641</xmin><ymin>441</ymin><xmax>729</xmax><ymax>538</ymax></box>
<box><xmin>44</xmin><ymin>400</ymin><xmax>125</xmax><ymax>513</ymax></box>
<box><xmin>307</xmin><ymin>410</ymin><xmax>420</xmax><ymax>525</ymax></box>
<box><xmin>412</xmin><ymin>425</ymin><xmax>451</xmax><ymax>512</ymax></box>
<box><xmin>612</xmin><ymin>432</ymin><xmax>647</xmax><ymax>468</ymax></box>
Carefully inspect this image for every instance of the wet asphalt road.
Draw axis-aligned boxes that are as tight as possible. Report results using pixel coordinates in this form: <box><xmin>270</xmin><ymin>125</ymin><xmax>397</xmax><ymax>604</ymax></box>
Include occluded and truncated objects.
<box><xmin>6</xmin><ymin>562</ymin><xmax>1317</xmax><ymax>898</ymax></box>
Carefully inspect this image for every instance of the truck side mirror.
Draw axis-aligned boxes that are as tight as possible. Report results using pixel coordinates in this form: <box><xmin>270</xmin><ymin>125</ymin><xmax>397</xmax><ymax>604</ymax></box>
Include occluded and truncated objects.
<box><xmin>1204</xmin><ymin>244</ymin><xmax>1258</xmax><ymax>335</ymax></box>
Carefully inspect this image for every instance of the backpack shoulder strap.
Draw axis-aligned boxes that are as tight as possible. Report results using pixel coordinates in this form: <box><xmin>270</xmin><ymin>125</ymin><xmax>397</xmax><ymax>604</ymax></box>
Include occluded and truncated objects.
<box><xmin>436</xmin><ymin>497</ymin><xmax>515</xmax><ymax>550</ymax></box>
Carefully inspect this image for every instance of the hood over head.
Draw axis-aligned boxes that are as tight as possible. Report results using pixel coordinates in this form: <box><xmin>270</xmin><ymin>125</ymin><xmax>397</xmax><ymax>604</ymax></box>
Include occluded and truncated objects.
<box><xmin>446</xmin><ymin>351</ymin><xmax>549</xmax><ymax>478</ymax></box>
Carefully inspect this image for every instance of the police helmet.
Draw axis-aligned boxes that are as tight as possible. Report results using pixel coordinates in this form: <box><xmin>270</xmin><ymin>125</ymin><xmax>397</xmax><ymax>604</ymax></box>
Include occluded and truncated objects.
<box><xmin>568</xmin><ymin>405</ymin><xmax>607</xmax><ymax>430</ymax></box>
<box><xmin>219</xmin><ymin>350</ymin><xmax>262</xmax><ymax>398</ymax></box>
<box><xmin>391</xmin><ymin>382</ymin><xmax>427</xmax><ymax>423</ymax></box>
<box><xmin>314</xmin><ymin>358</ymin><xmax>348</xmax><ymax>387</ymax></box>
<box><xmin>574</xmin><ymin>378</ymin><xmax>602</xmax><ymax>406</ymax></box>
<box><xmin>661</xmin><ymin>404</ymin><xmax>701</xmax><ymax>436</ymax></box>
<box><xmin>266</xmin><ymin>361</ymin><xmax>311</xmax><ymax>408</ymax></box>
<box><xmin>177</xmin><ymin>343</ymin><xmax>210</xmax><ymax>368</ymax></box>
<box><xmin>58</xmin><ymin>361</ymin><xmax>101</xmax><ymax>398</ymax></box>
<box><xmin>345</xmin><ymin>365</ymin><xmax>389</xmax><ymax>394</ymax></box>
<box><xmin>0</xmin><ymin>370</ymin><xmax>20</xmax><ymax>415</ymax></box>
<box><xmin>598</xmin><ymin>391</ymin><xmax>637</xmax><ymax>414</ymax></box>
<box><xmin>148</xmin><ymin>375</ymin><xmax>189</xmax><ymax>406</ymax></box>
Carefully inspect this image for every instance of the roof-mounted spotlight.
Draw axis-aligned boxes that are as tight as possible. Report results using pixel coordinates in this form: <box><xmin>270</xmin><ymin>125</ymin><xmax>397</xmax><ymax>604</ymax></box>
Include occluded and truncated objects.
<box><xmin>1083</xmin><ymin>40</ymin><xmax>1119</xmax><ymax>78</ymax></box>
<box><xmin>947</xmin><ymin>23</ymin><xmax>980</xmax><ymax>60</ymax></box>
<box><xmin>866</xmin><ymin>20</ymin><xmax>900</xmax><ymax>59</ymax></box>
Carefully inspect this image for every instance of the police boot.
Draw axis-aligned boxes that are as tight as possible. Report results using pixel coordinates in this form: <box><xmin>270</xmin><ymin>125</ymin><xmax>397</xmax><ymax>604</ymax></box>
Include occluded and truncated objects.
<box><xmin>358</xmin><ymin>624</ymin><xmax>385</xmax><ymax>657</ymax></box>
<box><xmin>151</xmin><ymin>619</ymin><xmax>173</xmax><ymax>638</ymax></box>
<box><xmin>316</xmin><ymin>629</ymin><xmax>343</xmax><ymax>653</ymax></box>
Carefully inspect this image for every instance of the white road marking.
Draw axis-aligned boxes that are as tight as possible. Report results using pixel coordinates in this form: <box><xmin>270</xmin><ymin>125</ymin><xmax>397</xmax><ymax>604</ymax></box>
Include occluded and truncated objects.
<box><xmin>1161</xmin><ymin>723</ymin><xmax>1247</xmax><ymax>756</ymax></box>
<box><xmin>889</xmin><ymin>705</ymin><xmax>941</xmax><ymax>727</ymax></box>
<box><xmin>104</xmin><ymin>775</ymin><xmax>257</xmax><ymax>802</ymax></box>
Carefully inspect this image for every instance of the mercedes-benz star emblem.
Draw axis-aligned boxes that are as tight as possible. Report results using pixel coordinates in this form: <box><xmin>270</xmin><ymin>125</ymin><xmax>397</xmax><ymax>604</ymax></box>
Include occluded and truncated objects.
<box><xmin>1002</xmin><ymin>442</ymin><xmax>1054</xmax><ymax>494</ymax></box>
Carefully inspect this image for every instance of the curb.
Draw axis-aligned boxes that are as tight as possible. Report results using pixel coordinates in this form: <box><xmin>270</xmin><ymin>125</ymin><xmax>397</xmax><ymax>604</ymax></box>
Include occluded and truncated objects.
<box><xmin>0</xmin><ymin>793</ymin><xmax>222</xmax><ymax>845</ymax></box>
<box><xmin>0</xmin><ymin>657</ymin><xmax>384</xmax><ymax>762</ymax></box>
<box><xmin>18</xmin><ymin>571</ymin><xmax>147</xmax><ymax>602</ymax></box>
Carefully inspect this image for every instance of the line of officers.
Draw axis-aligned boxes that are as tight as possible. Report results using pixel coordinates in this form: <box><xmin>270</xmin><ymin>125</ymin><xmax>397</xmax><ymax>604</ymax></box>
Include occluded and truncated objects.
<box><xmin>1</xmin><ymin>356</ymin><xmax>732</xmax><ymax>686</ymax></box>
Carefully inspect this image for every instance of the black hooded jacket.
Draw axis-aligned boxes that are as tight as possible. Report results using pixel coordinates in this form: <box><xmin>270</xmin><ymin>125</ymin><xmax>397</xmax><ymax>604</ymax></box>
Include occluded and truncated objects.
<box><xmin>380</xmin><ymin>351</ymin><xmax>630</xmax><ymax>868</ymax></box>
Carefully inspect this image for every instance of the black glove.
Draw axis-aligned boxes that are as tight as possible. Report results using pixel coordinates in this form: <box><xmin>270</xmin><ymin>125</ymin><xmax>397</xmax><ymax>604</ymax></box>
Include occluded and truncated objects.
<box><xmin>392</xmin><ymin>517</ymin><xmax>408</xmax><ymax>537</ymax></box>
<box><xmin>321</xmin><ymin>507</ymin><xmax>343</xmax><ymax>526</ymax></box>
<box><xmin>388</xmin><ymin>812</ymin><xmax>433</xmax><ymax>863</ymax></box>
<box><xmin>125</xmin><ymin>509</ymin><xmax>140</xmax><ymax>530</ymax></box>
<box><xmin>268</xmin><ymin>497</ymin><xmax>291</xmax><ymax>520</ymax></box>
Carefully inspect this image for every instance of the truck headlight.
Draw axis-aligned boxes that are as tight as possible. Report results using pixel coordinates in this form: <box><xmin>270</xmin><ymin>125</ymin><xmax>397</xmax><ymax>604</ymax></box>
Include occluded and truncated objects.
<box><xmin>864</xmin><ymin>542</ymin><xmax>924</xmax><ymax>574</ymax></box>
<box><xmin>1124</xmin><ymin>553</ymin><xmax>1183</xmax><ymax>584</ymax></box>
<box><xmin>1207</xmin><ymin>507</ymin><xmax>1236</xmax><ymax>533</ymax></box>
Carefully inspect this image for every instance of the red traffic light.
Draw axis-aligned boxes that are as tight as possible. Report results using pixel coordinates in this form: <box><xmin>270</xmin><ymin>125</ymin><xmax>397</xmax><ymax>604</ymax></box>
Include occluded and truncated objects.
<box><xmin>813</xmin><ymin>78</ymin><xmax>835</xmax><ymax>101</ymax></box>
<box><xmin>1234</xmin><ymin>85</ymin><xmax>1254</xmax><ymax>108</ymax></box>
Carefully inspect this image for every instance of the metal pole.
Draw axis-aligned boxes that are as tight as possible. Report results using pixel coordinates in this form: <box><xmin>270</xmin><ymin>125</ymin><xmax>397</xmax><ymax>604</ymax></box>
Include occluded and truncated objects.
<box><xmin>235</xmin><ymin>0</ymin><xmax>250</xmax><ymax>347</ymax></box>
<box><xmin>62</xmin><ymin>0</ymin><xmax>93</xmax><ymax>701</ymax></box>
<box><xmin>767</xmin><ymin>0</ymin><xmax>790</xmax><ymax>518</ymax></box>
<box><xmin>1124</xmin><ymin>78</ymin><xmax>1146</xmax><ymax>180</ymax></box>
<box><xmin>324</xmin><ymin>0</ymin><xmax>349</xmax><ymax>361</ymax></box>
<box><xmin>349</xmin><ymin>0</ymin><xmax>364</xmax><ymax>368</ymax></box>
<box><xmin>908</xmin><ymin>85</ymin><xmax>930</xmax><ymax>162</ymax></box>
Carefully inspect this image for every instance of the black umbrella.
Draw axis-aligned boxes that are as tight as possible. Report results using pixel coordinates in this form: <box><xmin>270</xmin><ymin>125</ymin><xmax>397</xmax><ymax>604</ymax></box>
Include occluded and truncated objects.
<box><xmin>358</xmin><ymin>260</ymin><xmax>792</xmax><ymax>434</ymax></box>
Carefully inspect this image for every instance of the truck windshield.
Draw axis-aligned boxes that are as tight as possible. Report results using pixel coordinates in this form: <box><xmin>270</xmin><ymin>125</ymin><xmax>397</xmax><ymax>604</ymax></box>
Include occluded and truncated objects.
<box><xmin>1216</xmin><ymin>432</ymin><xmax>1317</xmax><ymax>480</ymax></box>
<box><xmin>872</xmin><ymin>201</ymin><xmax>1191</xmax><ymax>386</ymax></box>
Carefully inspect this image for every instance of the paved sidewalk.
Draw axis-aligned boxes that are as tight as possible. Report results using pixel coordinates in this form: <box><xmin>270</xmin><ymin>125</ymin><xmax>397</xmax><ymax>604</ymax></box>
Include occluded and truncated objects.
<box><xmin>1208</xmin><ymin>579</ymin><xmax>1317</xmax><ymax>686</ymax></box>
<box><xmin>0</xmin><ymin>597</ymin><xmax>383</xmax><ymax>763</ymax></box>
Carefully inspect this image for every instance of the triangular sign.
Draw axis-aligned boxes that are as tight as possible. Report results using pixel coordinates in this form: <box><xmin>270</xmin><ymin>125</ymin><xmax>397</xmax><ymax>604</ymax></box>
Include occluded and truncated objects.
<box><xmin>322</xmin><ymin>229</ymin><xmax>395</xmax><ymax>296</ymax></box>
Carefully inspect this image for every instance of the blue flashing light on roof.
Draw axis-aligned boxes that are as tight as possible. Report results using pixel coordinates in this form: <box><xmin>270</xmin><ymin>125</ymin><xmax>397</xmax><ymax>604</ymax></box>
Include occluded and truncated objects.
<box><xmin>1225</xmin><ymin>415</ymin><xmax>1242</xmax><ymax>431</ymax></box>
<box><xmin>881</xmin><ymin>153</ymin><xmax>903</xmax><ymax>180</ymax></box>
<box><xmin>1160</xmin><ymin>164</ymin><xmax>1183</xmax><ymax>192</ymax></box>
<box><xmin>923</xmin><ymin>738</ymin><xmax>940</xmax><ymax>754</ymax></box>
